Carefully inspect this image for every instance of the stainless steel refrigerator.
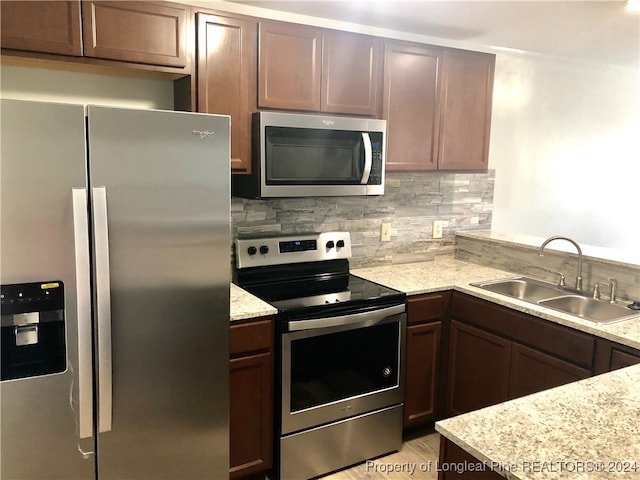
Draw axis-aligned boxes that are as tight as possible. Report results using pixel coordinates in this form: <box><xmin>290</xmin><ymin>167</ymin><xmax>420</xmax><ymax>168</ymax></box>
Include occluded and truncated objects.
<box><xmin>1</xmin><ymin>99</ymin><xmax>231</xmax><ymax>479</ymax></box>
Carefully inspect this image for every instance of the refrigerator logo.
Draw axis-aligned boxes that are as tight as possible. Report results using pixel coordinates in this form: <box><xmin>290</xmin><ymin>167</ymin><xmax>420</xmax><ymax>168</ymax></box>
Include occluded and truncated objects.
<box><xmin>192</xmin><ymin>129</ymin><xmax>215</xmax><ymax>139</ymax></box>
<box><xmin>321</xmin><ymin>120</ymin><xmax>335</xmax><ymax>126</ymax></box>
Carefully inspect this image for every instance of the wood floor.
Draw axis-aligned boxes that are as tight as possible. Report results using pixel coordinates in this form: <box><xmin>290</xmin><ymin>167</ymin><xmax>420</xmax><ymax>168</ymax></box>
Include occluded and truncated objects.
<box><xmin>319</xmin><ymin>430</ymin><xmax>441</xmax><ymax>480</ymax></box>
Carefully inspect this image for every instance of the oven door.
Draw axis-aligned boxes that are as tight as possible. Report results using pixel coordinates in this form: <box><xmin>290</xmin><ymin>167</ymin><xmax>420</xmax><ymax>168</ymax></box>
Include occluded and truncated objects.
<box><xmin>281</xmin><ymin>304</ymin><xmax>405</xmax><ymax>435</ymax></box>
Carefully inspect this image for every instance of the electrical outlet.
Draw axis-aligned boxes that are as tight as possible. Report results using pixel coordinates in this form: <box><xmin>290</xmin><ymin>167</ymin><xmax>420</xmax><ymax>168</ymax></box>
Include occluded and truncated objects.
<box><xmin>380</xmin><ymin>223</ymin><xmax>391</xmax><ymax>242</ymax></box>
<box><xmin>432</xmin><ymin>220</ymin><xmax>443</xmax><ymax>239</ymax></box>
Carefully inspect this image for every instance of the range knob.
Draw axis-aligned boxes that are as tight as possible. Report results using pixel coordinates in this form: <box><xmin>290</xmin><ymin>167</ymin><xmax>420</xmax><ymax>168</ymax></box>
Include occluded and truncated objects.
<box><xmin>259</xmin><ymin>245</ymin><xmax>269</xmax><ymax>254</ymax></box>
<box><xmin>336</xmin><ymin>240</ymin><xmax>345</xmax><ymax>248</ymax></box>
<box><xmin>326</xmin><ymin>240</ymin><xmax>335</xmax><ymax>249</ymax></box>
<box><xmin>247</xmin><ymin>246</ymin><xmax>257</xmax><ymax>255</ymax></box>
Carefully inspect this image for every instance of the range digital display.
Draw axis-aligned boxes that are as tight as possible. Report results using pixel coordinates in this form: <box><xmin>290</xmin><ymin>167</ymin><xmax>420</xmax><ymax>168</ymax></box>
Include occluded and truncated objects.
<box><xmin>279</xmin><ymin>240</ymin><xmax>317</xmax><ymax>253</ymax></box>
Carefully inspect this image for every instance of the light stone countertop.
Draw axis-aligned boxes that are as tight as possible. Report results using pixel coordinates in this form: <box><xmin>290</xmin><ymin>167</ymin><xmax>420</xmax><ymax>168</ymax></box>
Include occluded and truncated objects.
<box><xmin>230</xmin><ymin>256</ymin><xmax>640</xmax><ymax>349</ymax></box>
<box><xmin>230</xmin><ymin>283</ymin><xmax>277</xmax><ymax>321</ymax></box>
<box><xmin>435</xmin><ymin>364</ymin><xmax>640</xmax><ymax>480</ymax></box>
<box><xmin>352</xmin><ymin>256</ymin><xmax>640</xmax><ymax>351</ymax></box>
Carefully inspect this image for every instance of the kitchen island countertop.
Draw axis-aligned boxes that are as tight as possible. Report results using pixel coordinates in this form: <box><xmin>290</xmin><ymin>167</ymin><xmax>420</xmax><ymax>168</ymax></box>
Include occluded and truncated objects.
<box><xmin>435</xmin><ymin>363</ymin><xmax>640</xmax><ymax>480</ymax></box>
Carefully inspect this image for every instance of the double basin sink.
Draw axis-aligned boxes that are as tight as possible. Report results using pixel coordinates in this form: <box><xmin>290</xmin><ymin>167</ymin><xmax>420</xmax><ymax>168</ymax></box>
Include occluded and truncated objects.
<box><xmin>472</xmin><ymin>277</ymin><xmax>639</xmax><ymax>324</ymax></box>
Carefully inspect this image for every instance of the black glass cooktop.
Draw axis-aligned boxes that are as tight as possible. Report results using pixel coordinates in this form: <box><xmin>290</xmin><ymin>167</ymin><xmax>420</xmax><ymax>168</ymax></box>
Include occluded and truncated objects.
<box><xmin>236</xmin><ymin>260</ymin><xmax>405</xmax><ymax>321</ymax></box>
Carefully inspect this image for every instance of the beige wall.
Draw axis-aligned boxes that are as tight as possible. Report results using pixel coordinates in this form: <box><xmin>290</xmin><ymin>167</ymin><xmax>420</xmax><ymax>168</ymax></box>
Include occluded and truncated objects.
<box><xmin>490</xmin><ymin>52</ymin><xmax>640</xmax><ymax>257</ymax></box>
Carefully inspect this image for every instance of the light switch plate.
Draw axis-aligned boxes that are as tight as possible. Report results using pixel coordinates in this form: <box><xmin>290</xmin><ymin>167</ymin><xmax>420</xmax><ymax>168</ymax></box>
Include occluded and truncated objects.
<box><xmin>432</xmin><ymin>220</ymin><xmax>443</xmax><ymax>239</ymax></box>
<box><xmin>380</xmin><ymin>223</ymin><xmax>391</xmax><ymax>242</ymax></box>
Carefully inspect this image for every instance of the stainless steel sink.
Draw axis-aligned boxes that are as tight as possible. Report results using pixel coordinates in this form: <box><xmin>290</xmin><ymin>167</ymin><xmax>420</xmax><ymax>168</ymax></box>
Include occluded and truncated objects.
<box><xmin>472</xmin><ymin>277</ymin><xmax>564</xmax><ymax>302</ymax></box>
<box><xmin>472</xmin><ymin>276</ymin><xmax>639</xmax><ymax>325</ymax></box>
<box><xmin>538</xmin><ymin>295</ymin><xmax>640</xmax><ymax>324</ymax></box>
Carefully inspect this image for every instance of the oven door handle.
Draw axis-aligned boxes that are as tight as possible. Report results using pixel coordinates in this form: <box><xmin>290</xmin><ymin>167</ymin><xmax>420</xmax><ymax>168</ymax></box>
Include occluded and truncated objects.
<box><xmin>288</xmin><ymin>303</ymin><xmax>405</xmax><ymax>331</ymax></box>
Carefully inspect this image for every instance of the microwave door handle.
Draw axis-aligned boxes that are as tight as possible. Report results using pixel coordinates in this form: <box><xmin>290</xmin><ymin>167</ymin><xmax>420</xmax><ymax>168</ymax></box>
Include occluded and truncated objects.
<box><xmin>361</xmin><ymin>132</ymin><xmax>372</xmax><ymax>184</ymax></box>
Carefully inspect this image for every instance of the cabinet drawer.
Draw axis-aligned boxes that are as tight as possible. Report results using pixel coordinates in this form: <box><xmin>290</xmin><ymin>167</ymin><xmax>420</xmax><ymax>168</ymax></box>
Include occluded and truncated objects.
<box><xmin>451</xmin><ymin>292</ymin><xmax>595</xmax><ymax>368</ymax></box>
<box><xmin>407</xmin><ymin>292</ymin><xmax>448</xmax><ymax>324</ymax></box>
<box><xmin>230</xmin><ymin>318</ymin><xmax>273</xmax><ymax>357</ymax></box>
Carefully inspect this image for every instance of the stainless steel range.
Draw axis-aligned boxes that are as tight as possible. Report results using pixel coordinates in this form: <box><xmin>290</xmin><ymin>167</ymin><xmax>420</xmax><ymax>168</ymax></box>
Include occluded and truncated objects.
<box><xmin>235</xmin><ymin>232</ymin><xmax>406</xmax><ymax>480</ymax></box>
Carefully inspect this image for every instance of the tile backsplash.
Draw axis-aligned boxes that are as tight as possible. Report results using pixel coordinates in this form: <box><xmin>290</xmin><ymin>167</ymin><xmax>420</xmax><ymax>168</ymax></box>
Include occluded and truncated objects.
<box><xmin>232</xmin><ymin>170</ymin><xmax>495</xmax><ymax>267</ymax></box>
<box><xmin>456</xmin><ymin>232</ymin><xmax>640</xmax><ymax>302</ymax></box>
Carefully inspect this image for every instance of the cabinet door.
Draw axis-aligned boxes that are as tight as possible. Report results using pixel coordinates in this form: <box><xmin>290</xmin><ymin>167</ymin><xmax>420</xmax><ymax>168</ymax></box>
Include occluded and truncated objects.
<box><xmin>383</xmin><ymin>42</ymin><xmax>440</xmax><ymax>171</ymax></box>
<box><xmin>447</xmin><ymin>320</ymin><xmax>511</xmax><ymax>416</ymax></box>
<box><xmin>197</xmin><ymin>12</ymin><xmax>256</xmax><ymax>173</ymax></box>
<box><xmin>321</xmin><ymin>31</ymin><xmax>382</xmax><ymax>116</ymax></box>
<box><xmin>438</xmin><ymin>438</ymin><xmax>505</xmax><ymax>480</ymax></box>
<box><xmin>404</xmin><ymin>321</ymin><xmax>441</xmax><ymax>428</ymax></box>
<box><xmin>610</xmin><ymin>348</ymin><xmax>640</xmax><ymax>371</ymax></box>
<box><xmin>229</xmin><ymin>352</ymin><xmax>273</xmax><ymax>479</ymax></box>
<box><xmin>437</xmin><ymin>49</ymin><xmax>494</xmax><ymax>170</ymax></box>
<box><xmin>0</xmin><ymin>1</ymin><xmax>82</xmax><ymax>56</ymax></box>
<box><xmin>82</xmin><ymin>1</ymin><xmax>189</xmax><ymax>67</ymax></box>
<box><xmin>508</xmin><ymin>343</ymin><xmax>590</xmax><ymax>400</ymax></box>
<box><xmin>258</xmin><ymin>21</ymin><xmax>322</xmax><ymax>111</ymax></box>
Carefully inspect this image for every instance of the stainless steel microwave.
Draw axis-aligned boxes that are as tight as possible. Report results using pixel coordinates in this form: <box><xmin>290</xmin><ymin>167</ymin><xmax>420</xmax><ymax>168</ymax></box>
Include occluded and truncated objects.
<box><xmin>232</xmin><ymin>112</ymin><xmax>387</xmax><ymax>198</ymax></box>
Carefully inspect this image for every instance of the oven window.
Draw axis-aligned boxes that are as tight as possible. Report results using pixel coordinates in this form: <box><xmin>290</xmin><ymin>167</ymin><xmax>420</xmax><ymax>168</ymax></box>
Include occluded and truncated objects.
<box><xmin>289</xmin><ymin>322</ymin><xmax>399</xmax><ymax>412</ymax></box>
<box><xmin>265</xmin><ymin>127</ymin><xmax>364</xmax><ymax>184</ymax></box>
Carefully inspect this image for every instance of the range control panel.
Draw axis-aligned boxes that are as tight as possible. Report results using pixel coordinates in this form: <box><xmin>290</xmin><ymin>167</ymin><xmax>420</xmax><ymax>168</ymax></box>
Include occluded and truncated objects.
<box><xmin>236</xmin><ymin>232</ymin><xmax>352</xmax><ymax>269</ymax></box>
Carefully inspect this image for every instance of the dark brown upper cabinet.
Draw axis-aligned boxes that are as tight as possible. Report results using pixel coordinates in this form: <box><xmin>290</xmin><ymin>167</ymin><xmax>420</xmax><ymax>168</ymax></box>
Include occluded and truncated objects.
<box><xmin>196</xmin><ymin>11</ymin><xmax>257</xmax><ymax>173</ymax></box>
<box><xmin>82</xmin><ymin>1</ymin><xmax>189</xmax><ymax>68</ymax></box>
<box><xmin>258</xmin><ymin>21</ymin><xmax>382</xmax><ymax>116</ymax></box>
<box><xmin>258</xmin><ymin>21</ymin><xmax>322</xmax><ymax>112</ymax></box>
<box><xmin>321</xmin><ymin>30</ymin><xmax>383</xmax><ymax>116</ymax></box>
<box><xmin>383</xmin><ymin>42</ymin><xmax>495</xmax><ymax>171</ymax></box>
<box><xmin>437</xmin><ymin>48</ymin><xmax>495</xmax><ymax>170</ymax></box>
<box><xmin>383</xmin><ymin>41</ymin><xmax>441</xmax><ymax>171</ymax></box>
<box><xmin>0</xmin><ymin>1</ymin><xmax>83</xmax><ymax>56</ymax></box>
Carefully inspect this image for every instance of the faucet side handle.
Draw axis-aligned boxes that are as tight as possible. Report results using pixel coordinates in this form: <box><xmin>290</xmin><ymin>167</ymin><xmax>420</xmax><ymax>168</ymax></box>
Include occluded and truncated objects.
<box><xmin>593</xmin><ymin>279</ymin><xmax>617</xmax><ymax>302</ymax></box>
<box><xmin>607</xmin><ymin>277</ymin><xmax>617</xmax><ymax>303</ymax></box>
<box><xmin>538</xmin><ymin>266</ymin><xmax>566</xmax><ymax>288</ymax></box>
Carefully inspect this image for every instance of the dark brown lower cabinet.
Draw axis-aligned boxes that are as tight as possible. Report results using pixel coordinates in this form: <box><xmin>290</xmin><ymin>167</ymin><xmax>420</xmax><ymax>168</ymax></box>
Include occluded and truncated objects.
<box><xmin>404</xmin><ymin>292</ymin><xmax>449</xmax><ymax>428</ymax></box>
<box><xmin>438</xmin><ymin>438</ymin><xmax>503</xmax><ymax>480</ymax></box>
<box><xmin>405</xmin><ymin>321</ymin><xmax>441</xmax><ymax>427</ymax></box>
<box><xmin>508</xmin><ymin>342</ymin><xmax>590</xmax><ymax>399</ymax></box>
<box><xmin>593</xmin><ymin>337</ymin><xmax>640</xmax><ymax>374</ymax></box>
<box><xmin>229</xmin><ymin>317</ymin><xmax>274</xmax><ymax>479</ymax></box>
<box><xmin>446</xmin><ymin>292</ymin><xmax>595</xmax><ymax>416</ymax></box>
<box><xmin>447</xmin><ymin>320</ymin><xmax>511</xmax><ymax>416</ymax></box>
<box><xmin>611</xmin><ymin>348</ymin><xmax>640</xmax><ymax>370</ymax></box>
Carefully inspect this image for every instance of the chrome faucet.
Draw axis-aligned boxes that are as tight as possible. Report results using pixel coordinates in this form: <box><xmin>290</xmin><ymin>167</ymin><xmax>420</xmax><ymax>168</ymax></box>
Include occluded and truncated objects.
<box><xmin>538</xmin><ymin>236</ymin><xmax>583</xmax><ymax>291</ymax></box>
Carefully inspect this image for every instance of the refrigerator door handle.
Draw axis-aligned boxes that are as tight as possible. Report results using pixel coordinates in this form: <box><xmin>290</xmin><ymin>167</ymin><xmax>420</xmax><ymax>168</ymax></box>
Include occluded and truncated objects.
<box><xmin>72</xmin><ymin>188</ymin><xmax>94</xmax><ymax>439</ymax></box>
<box><xmin>92</xmin><ymin>186</ymin><xmax>113</xmax><ymax>433</ymax></box>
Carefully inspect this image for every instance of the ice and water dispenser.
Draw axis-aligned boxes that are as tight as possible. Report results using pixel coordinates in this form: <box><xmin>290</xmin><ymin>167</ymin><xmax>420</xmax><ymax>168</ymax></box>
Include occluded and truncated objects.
<box><xmin>1</xmin><ymin>281</ymin><xmax>66</xmax><ymax>381</ymax></box>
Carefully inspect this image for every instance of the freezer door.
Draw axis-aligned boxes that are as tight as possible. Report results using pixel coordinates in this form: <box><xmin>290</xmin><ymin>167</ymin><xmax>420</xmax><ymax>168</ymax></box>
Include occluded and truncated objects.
<box><xmin>87</xmin><ymin>106</ymin><xmax>231</xmax><ymax>479</ymax></box>
<box><xmin>1</xmin><ymin>99</ymin><xmax>95</xmax><ymax>479</ymax></box>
